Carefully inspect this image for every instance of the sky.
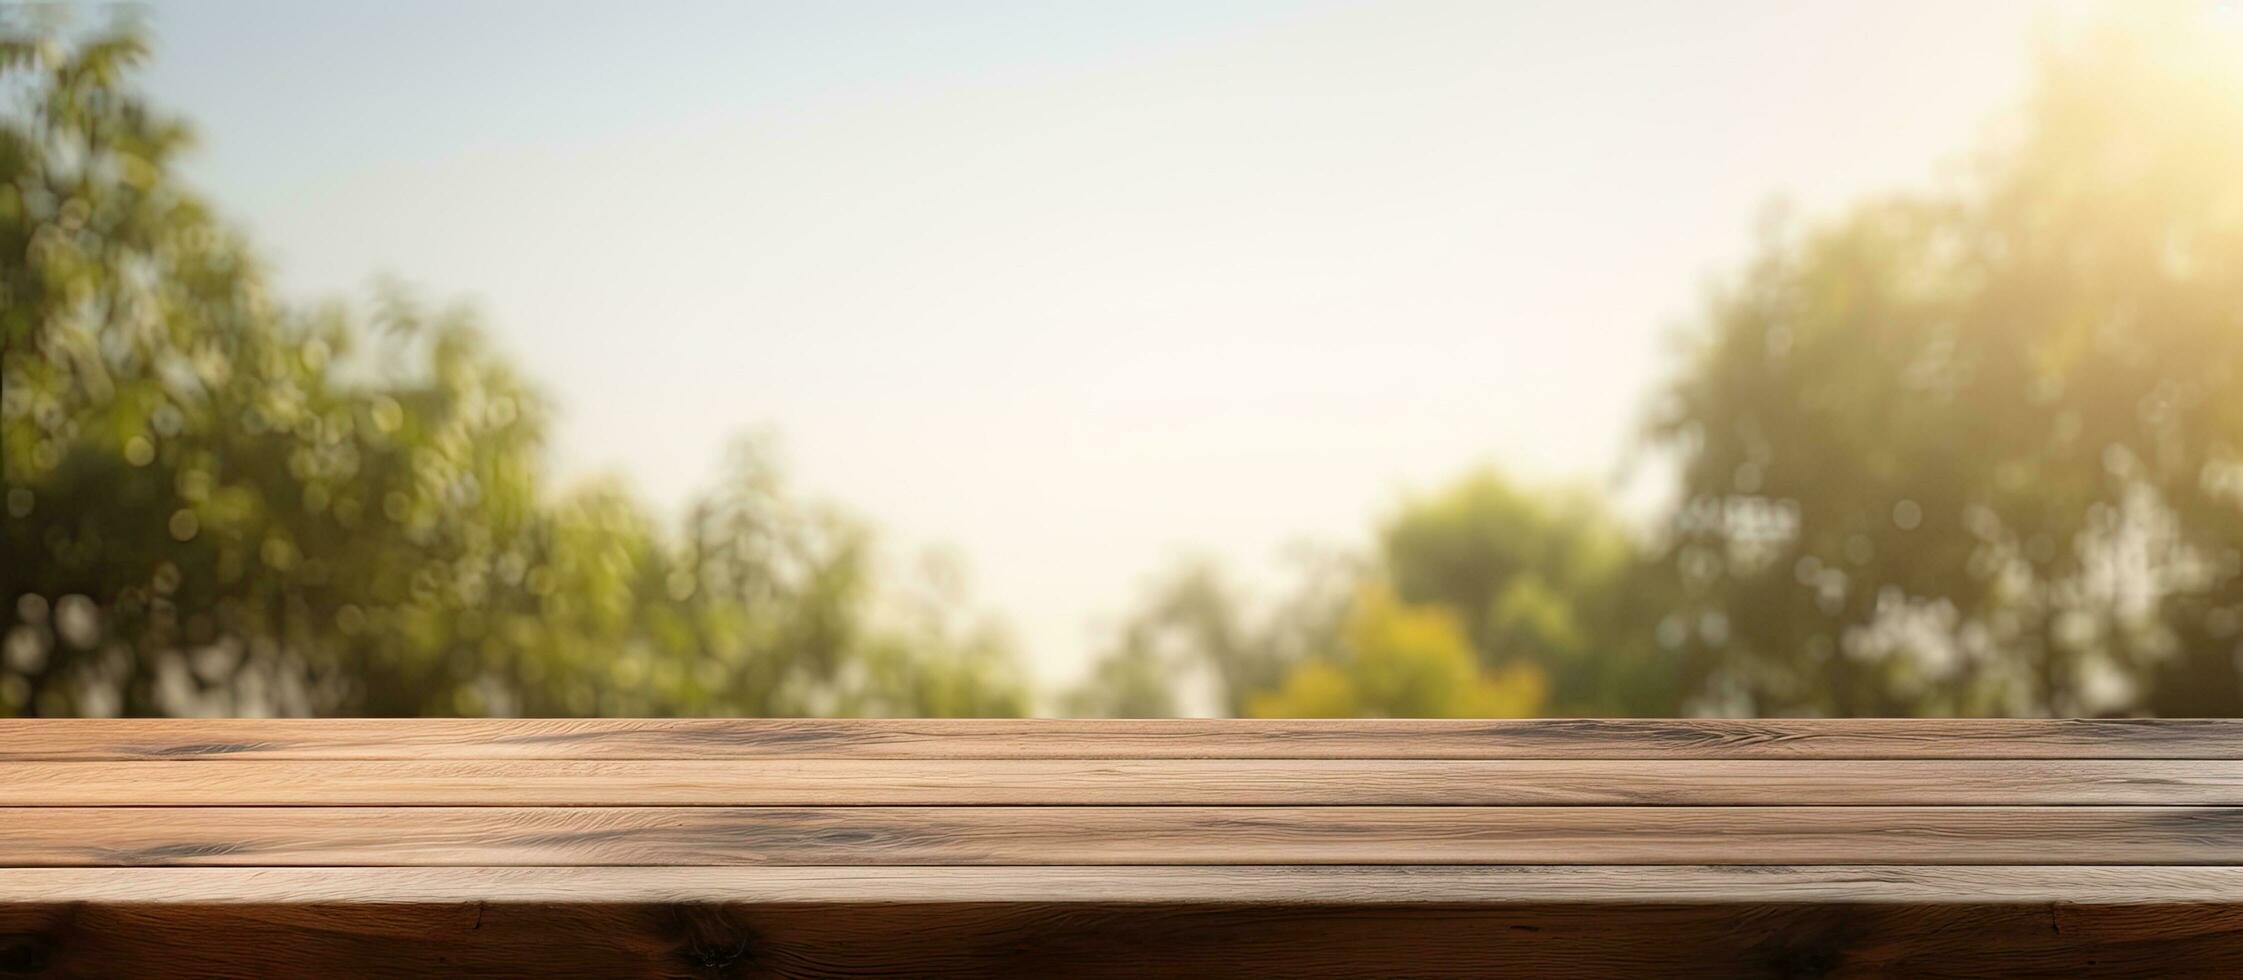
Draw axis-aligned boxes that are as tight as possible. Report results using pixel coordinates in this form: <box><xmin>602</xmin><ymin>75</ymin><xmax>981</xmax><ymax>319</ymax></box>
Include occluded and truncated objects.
<box><xmin>137</xmin><ymin>0</ymin><xmax>2064</xmax><ymax>689</ymax></box>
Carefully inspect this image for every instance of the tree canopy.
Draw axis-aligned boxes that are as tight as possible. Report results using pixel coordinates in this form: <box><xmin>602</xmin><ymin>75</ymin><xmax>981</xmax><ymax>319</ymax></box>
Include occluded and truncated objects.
<box><xmin>10</xmin><ymin>6</ymin><xmax>2243</xmax><ymax>719</ymax></box>
<box><xmin>2</xmin><ymin>17</ymin><xmax>1026</xmax><ymax>717</ymax></box>
<box><xmin>1069</xmin><ymin>5</ymin><xmax>2243</xmax><ymax>720</ymax></box>
<box><xmin>1647</xmin><ymin>6</ymin><xmax>2243</xmax><ymax>716</ymax></box>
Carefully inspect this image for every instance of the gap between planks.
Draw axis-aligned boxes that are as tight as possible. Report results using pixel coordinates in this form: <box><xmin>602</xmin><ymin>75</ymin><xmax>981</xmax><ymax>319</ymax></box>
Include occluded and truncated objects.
<box><xmin>8</xmin><ymin>759</ymin><xmax>2243</xmax><ymax>806</ymax></box>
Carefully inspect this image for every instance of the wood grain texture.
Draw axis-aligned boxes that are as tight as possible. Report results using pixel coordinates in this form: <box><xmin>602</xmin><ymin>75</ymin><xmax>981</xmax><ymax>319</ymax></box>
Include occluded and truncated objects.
<box><xmin>6</xmin><ymin>805</ymin><xmax>2240</xmax><ymax>867</ymax></box>
<box><xmin>8</xmin><ymin>717</ymin><xmax>2243</xmax><ymax>761</ymax></box>
<box><xmin>5</xmin><ymin>718</ymin><xmax>2242</xmax><ymax>976</ymax></box>
<box><xmin>5</xmin><ymin>900</ymin><xmax>2240</xmax><ymax>978</ymax></box>
<box><xmin>8</xmin><ymin>866</ymin><xmax>2243</xmax><ymax>906</ymax></box>
<box><xmin>12</xmin><ymin>758</ymin><xmax>2243</xmax><ymax>806</ymax></box>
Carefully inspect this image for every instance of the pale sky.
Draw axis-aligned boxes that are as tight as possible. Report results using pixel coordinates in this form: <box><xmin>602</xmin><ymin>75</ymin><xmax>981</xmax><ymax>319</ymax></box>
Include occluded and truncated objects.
<box><xmin>141</xmin><ymin>0</ymin><xmax>2061</xmax><ymax>688</ymax></box>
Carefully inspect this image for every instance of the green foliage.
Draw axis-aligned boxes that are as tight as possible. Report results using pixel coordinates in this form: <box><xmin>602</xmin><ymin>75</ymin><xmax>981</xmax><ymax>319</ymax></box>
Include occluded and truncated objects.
<box><xmin>13</xmin><ymin>6</ymin><xmax>2243</xmax><ymax>721</ymax></box>
<box><xmin>1247</xmin><ymin>584</ymin><xmax>1546</xmax><ymax>719</ymax></box>
<box><xmin>1381</xmin><ymin>470</ymin><xmax>1678</xmax><ymax>715</ymax></box>
<box><xmin>1</xmin><ymin>18</ymin><xmax>1026</xmax><ymax>718</ymax></box>
<box><xmin>1069</xmin><ymin>469</ymin><xmax>1660</xmax><ymax>719</ymax></box>
<box><xmin>1075</xmin><ymin>7</ymin><xmax>2243</xmax><ymax>720</ymax></box>
<box><xmin>1064</xmin><ymin>557</ymin><xmax>1354</xmax><ymax>717</ymax></box>
<box><xmin>1647</xmin><ymin>6</ymin><xmax>2243</xmax><ymax>716</ymax></box>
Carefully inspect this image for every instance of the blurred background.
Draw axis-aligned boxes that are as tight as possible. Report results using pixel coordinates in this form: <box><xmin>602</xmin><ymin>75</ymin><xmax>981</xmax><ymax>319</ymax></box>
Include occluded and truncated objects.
<box><xmin>4</xmin><ymin>1</ymin><xmax>2241</xmax><ymax>718</ymax></box>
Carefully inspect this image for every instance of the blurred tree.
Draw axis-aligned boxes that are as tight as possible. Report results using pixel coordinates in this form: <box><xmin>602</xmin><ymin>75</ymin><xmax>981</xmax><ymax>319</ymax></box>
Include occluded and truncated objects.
<box><xmin>1382</xmin><ymin>469</ymin><xmax>1678</xmax><ymax>715</ymax></box>
<box><xmin>1069</xmin><ymin>471</ymin><xmax>1632</xmax><ymax>718</ymax></box>
<box><xmin>1059</xmin><ymin>638</ymin><xmax>1180</xmax><ymax>718</ymax></box>
<box><xmin>1246</xmin><ymin>584</ymin><xmax>1546</xmax><ymax>719</ymax></box>
<box><xmin>1647</xmin><ymin>6</ymin><xmax>2243</xmax><ymax>716</ymax></box>
<box><xmin>1</xmin><ymin>16</ymin><xmax>1026</xmax><ymax>718</ymax></box>
<box><xmin>1064</xmin><ymin>557</ymin><xmax>1353</xmax><ymax>717</ymax></box>
<box><xmin>20</xmin><ymin>5</ymin><xmax>2239</xmax><ymax>723</ymax></box>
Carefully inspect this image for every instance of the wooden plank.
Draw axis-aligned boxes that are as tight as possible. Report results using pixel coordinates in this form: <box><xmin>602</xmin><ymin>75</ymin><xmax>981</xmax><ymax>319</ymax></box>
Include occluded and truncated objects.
<box><xmin>10</xmin><ymin>758</ymin><xmax>2243</xmax><ymax>806</ymax></box>
<box><xmin>8</xmin><ymin>865</ymin><xmax>2243</xmax><ymax>906</ymax></box>
<box><xmin>6</xmin><ymin>717</ymin><xmax>2241</xmax><ymax>761</ymax></box>
<box><xmin>5</xmin><ymin>806</ymin><xmax>2239</xmax><ymax>867</ymax></box>
<box><xmin>3</xmin><ymin>899</ymin><xmax>2239</xmax><ymax>977</ymax></box>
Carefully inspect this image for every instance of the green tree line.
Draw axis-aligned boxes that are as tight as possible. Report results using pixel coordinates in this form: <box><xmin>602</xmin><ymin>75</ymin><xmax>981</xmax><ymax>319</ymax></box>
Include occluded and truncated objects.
<box><xmin>1067</xmin><ymin>5</ymin><xmax>2243</xmax><ymax>720</ymax></box>
<box><xmin>7</xmin><ymin>6</ymin><xmax>2242</xmax><ymax>718</ymax></box>
<box><xmin>2</xmin><ymin>17</ymin><xmax>1025</xmax><ymax>717</ymax></box>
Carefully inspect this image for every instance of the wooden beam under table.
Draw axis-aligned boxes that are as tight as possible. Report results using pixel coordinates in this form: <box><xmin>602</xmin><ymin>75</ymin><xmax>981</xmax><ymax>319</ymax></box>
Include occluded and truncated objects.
<box><xmin>3</xmin><ymin>897</ymin><xmax>2240</xmax><ymax>978</ymax></box>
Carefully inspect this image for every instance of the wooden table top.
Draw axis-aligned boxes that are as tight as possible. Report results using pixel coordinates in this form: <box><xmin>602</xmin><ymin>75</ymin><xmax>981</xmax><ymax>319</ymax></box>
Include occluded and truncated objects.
<box><xmin>4</xmin><ymin>718</ymin><xmax>2241</xmax><ymax>977</ymax></box>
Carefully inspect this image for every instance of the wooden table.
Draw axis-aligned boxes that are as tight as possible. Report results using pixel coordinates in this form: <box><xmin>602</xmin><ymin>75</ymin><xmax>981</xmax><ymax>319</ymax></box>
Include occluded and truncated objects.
<box><xmin>4</xmin><ymin>718</ymin><xmax>2242</xmax><ymax>976</ymax></box>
